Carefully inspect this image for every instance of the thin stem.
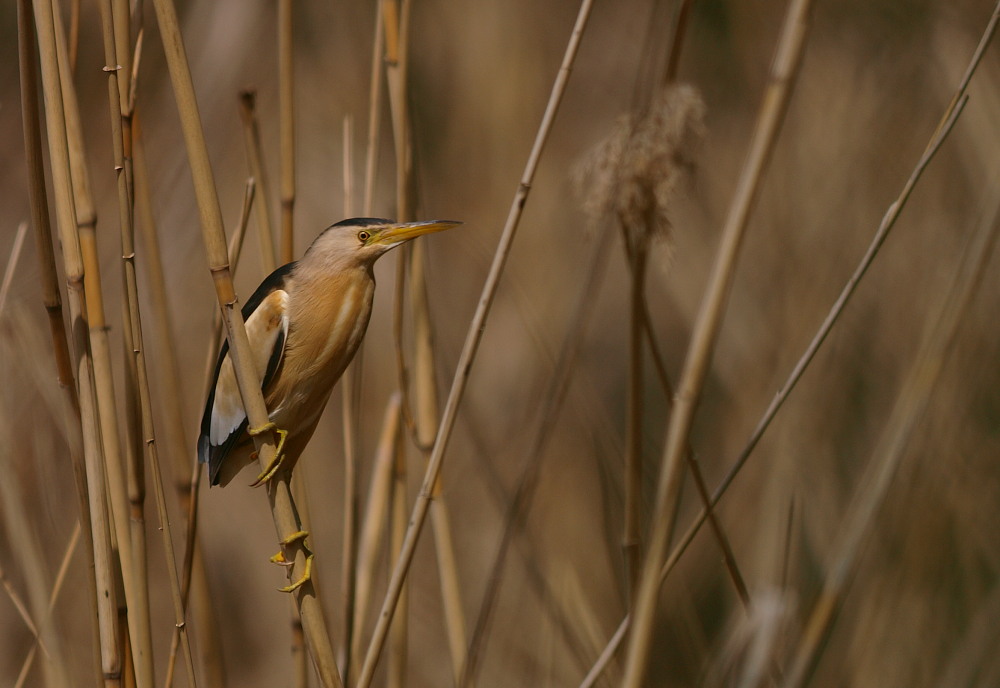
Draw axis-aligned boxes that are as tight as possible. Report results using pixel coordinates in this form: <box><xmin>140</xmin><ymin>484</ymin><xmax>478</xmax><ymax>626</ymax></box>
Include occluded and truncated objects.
<box><xmin>238</xmin><ymin>90</ymin><xmax>278</xmax><ymax>273</ymax></box>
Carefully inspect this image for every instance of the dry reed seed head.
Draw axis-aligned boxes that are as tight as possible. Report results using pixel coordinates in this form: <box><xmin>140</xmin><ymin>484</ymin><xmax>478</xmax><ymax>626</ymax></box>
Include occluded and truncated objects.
<box><xmin>575</xmin><ymin>84</ymin><xmax>705</xmax><ymax>250</ymax></box>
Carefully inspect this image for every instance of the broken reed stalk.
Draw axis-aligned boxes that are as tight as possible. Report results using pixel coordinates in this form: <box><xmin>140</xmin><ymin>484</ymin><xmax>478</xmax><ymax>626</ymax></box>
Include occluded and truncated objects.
<box><xmin>620</xmin><ymin>1</ymin><xmax>813</xmax><ymax>685</ymax></box>
<box><xmin>0</xmin><ymin>223</ymin><xmax>28</xmax><ymax>312</ymax></box>
<box><xmin>783</xmin><ymin>101</ymin><xmax>994</xmax><ymax>688</ymax></box>
<box><xmin>148</xmin><ymin>0</ymin><xmax>342</xmax><ymax>683</ymax></box>
<box><xmin>17</xmin><ymin>4</ymin><xmax>102</xmax><ymax>682</ymax></box>
<box><xmin>238</xmin><ymin>90</ymin><xmax>277</xmax><ymax>273</ymax></box>
<box><xmin>379</xmin><ymin>0</ymin><xmax>471</xmax><ymax>681</ymax></box>
<box><xmin>356</xmin><ymin>1</ymin><xmax>597</xmax><ymax>684</ymax></box>
<box><xmin>133</xmin><ymin>126</ymin><xmax>229</xmax><ymax>688</ymax></box>
<box><xmin>29</xmin><ymin>0</ymin><xmax>124</xmax><ymax>682</ymax></box>
<box><xmin>349</xmin><ymin>395</ymin><xmax>401</xmax><ymax>684</ymax></box>
<box><xmin>279</xmin><ymin>0</ymin><xmax>295</xmax><ymax>262</ymax></box>
<box><xmin>580</xmin><ymin>13</ymin><xmax>982</xmax><ymax>685</ymax></box>
<box><xmin>339</xmin><ymin>114</ymin><xmax>361</xmax><ymax>679</ymax></box>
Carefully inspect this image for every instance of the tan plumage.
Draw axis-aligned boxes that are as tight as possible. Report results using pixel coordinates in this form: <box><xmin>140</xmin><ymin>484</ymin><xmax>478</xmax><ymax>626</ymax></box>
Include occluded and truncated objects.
<box><xmin>199</xmin><ymin>217</ymin><xmax>461</xmax><ymax>487</ymax></box>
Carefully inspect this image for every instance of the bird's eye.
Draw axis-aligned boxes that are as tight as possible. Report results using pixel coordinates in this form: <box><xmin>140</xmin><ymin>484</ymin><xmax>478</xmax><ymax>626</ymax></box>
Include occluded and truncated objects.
<box><xmin>358</xmin><ymin>230</ymin><xmax>371</xmax><ymax>243</ymax></box>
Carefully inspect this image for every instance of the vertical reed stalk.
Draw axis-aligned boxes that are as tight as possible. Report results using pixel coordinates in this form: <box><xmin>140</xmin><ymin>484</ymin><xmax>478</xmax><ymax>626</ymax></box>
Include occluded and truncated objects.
<box><xmin>622</xmin><ymin>239</ymin><xmax>645</xmax><ymax>604</ymax></box>
<box><xmin>97</xmin><ymin>0</ymin><xmax>203</xmax><ymax>682</ymax></box>
<box><xmin>339</xmin><ymin>115</ymin><xmax>361</xmax><ymax>679</ymax></box>
<box><xmin>17</xmin><ymin>3</ymin><xmax>101</xmax><ymax>681</ymax></box>
<box><xmin>166</xmin><ymin>177</ymin><xmax>254</xmax><ymax>688</ymax></box>
<box><xmin>357</xmin><ymin>1</ymin><xmax>596</xmax><ymax>683</ymax></box>
<box><xmin>350</xmin><ymin>395</ymin><xmax>401</xmax><ymax>684</ymax></box>
<box><xmin>133</xmin><ymin>125</ymin><xmax>229</xmax><ymax>688</ymax></box>
<box><xmin>30</xmin><ymin>0</ymin><xmax>123</xmax><ymax>681</ymax></box>
<box><xmin>55</xmin><ymin>2</ymin><xmax>144</xmax><ymax>674</ymax></box>
<box><xmin>279</xmin><ymin>0</ymin><xmax>295</xmax><ymax>262</ymax></box>
<box><xmin>620</xmin><ymin>2</ymin><xmax>813</xmax><ymax>684</ymax></box>
<box><xmin>149</xmin><ymin>0</ymin><xmax>342</xmax><ymax>682</ymax></box>
<box><xmin>238</xmin><ymin>90</ymin><xmax>277</xmax><ymax>273</ymax></box>
<box><xmin>381</xmin><ymin>1</ymin><xmax>471</xmax><ymax>680</ymax></box>
<box><xmin>73</xmin><ymin>2</ymin><xmax>159</xmax><ymax>682</ymax></box>
<box><xmin>0</xmin><ymin>223</ymin><xmax>28</xmax><ymax>312</ymax></box>
<box><xmin>388</xmin><ymin>427</ymin><xmax>408</xmax><ymax>688</ymax></box>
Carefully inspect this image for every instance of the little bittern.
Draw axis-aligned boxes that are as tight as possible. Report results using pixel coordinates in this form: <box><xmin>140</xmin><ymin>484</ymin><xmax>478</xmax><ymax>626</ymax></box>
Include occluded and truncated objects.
<box><xmin>198</xmin><ymin>218</ymin><xmax>461</xmax><ymax>488</ymax></box>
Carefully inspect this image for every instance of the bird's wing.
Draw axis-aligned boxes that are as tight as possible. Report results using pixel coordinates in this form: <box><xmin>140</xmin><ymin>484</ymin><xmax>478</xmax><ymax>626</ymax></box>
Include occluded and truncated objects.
<box><xmin>198</xmin><ymin>262</ymin><xmax>295</xmax><ymax>485</ymax></box>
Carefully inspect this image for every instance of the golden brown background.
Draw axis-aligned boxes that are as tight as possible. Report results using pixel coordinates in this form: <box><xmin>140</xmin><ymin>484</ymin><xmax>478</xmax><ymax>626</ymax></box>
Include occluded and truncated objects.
<box><xmin>2</xmin><ymin>0</ymin><xmax>999</xmax><ymax>686</ymax></box>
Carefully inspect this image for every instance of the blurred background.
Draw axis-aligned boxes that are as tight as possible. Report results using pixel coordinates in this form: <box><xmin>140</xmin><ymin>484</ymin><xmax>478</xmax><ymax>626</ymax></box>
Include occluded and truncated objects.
<box><xmin>2</xmin><ymin>0</ymin><xmax>1000</xmax><ymax>686</ymax></box>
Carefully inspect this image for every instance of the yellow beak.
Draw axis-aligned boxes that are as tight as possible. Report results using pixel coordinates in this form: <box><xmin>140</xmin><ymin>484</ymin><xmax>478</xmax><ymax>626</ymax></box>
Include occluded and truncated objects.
<box><xmin>370</xmin><ymin>220</ymin><xmax>463</xmax><ymax>247</ymax></box>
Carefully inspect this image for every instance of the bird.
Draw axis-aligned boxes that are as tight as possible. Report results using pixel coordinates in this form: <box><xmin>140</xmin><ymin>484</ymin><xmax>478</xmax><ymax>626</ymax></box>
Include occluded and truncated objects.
<box><xmin>197</xmin><ymin>217</ymin><xmax>461</xmax><ymax>590</ymax></box>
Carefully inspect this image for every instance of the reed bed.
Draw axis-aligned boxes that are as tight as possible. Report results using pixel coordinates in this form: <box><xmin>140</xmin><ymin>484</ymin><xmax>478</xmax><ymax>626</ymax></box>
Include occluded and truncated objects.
<box><xmin>3</xmin><ymin>1</ymin><xmax>1000</xmax><ymax>687</ymax></box>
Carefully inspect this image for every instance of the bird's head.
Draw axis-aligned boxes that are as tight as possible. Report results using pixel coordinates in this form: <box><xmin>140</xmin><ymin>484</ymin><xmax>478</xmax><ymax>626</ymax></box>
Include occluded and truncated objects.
<box><xmin>304</xmin><ymin>217</ymin><xmax>463</xmax><ymax>268</ymax></box>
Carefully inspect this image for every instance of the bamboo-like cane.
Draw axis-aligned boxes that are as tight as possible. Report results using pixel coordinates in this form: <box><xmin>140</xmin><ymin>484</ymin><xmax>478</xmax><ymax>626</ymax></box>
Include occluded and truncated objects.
<box><xmin>95</xmin><ymin>0</ymin><xmax>202</xmax><ymax>682</ymax></box>
<box><xmin>148</xmin><ymin>0</ymin><xmax>342</xmax><ymax>684</ymax></box>
<box><xmin>620</xmin><ymin>2</ymin><xmax>813</xmax><ymax>685</ymax></box>
<box><xmin>356</xmin><ymin>1</ymin><xmax>597</xmax><ymax>684</ymax></box>
<box><xmin>17</xmin><ymin>4</ymin><xmax>102</xmax><ymax>683</ymax></box>
<box><xmin>238</xmin><ymin>90</ymin><xmax>278</xmax><ymax>274</ymax></box>
<box><xmin>30</xmin><ymin>0</ymin><xmax>123</xmax><ymax>682</ymax></box>
<box><xmin>58</xmin><ymin>2</ymin><xmax>157</xmax><ymax>682</ymax></box>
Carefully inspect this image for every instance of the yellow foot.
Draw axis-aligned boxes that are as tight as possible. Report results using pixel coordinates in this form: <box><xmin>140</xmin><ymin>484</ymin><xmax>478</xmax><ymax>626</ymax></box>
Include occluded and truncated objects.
<box><xmin>247</xmin><ymin>422</ymin><xmax>289</xmax><ymax>487</ymax></box>
<box><xmin>278</xmin><ymin>553</ymin><xmax>314</xmax><ymax>593</ymax></box>
<box><xmin>269</xmin><ymin>531</ymin><xmax>313</xmax><ymax>593</ymax></box>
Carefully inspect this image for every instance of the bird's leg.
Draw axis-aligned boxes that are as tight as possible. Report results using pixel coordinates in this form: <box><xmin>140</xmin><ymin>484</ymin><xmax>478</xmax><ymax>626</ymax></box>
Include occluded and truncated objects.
<box><xmin>269</xmin><ymin>530</ymin><xmax>314</xmax><ymax>593</ymax></box>
<box><xmin>247</xmin><ymin>421</ymin><xmax>289</xmax><ymax>487</ymax></box>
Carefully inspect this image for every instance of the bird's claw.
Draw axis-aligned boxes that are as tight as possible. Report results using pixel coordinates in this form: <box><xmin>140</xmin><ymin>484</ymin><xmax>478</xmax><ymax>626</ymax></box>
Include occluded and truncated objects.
<box><xmin>278</xmin><ymin>554</ymin><xmax>314</xmax><ymax>593</ymax></box>
<box><xmin>247</xmin><ymin>422</ymin><xmax>289</xmax><ymax>487</ymax></box>
<box><xmin>270</xmin><ymin>530</ymin><xmax>312</xmax><ymax>593</ymax></box>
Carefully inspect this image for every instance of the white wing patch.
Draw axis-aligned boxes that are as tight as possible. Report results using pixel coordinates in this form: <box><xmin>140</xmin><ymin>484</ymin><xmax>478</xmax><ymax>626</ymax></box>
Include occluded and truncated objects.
<box><xmin>210</xmin><ymin>289</ymin><xmax>289</xmax><ymax>446</ymax></box>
